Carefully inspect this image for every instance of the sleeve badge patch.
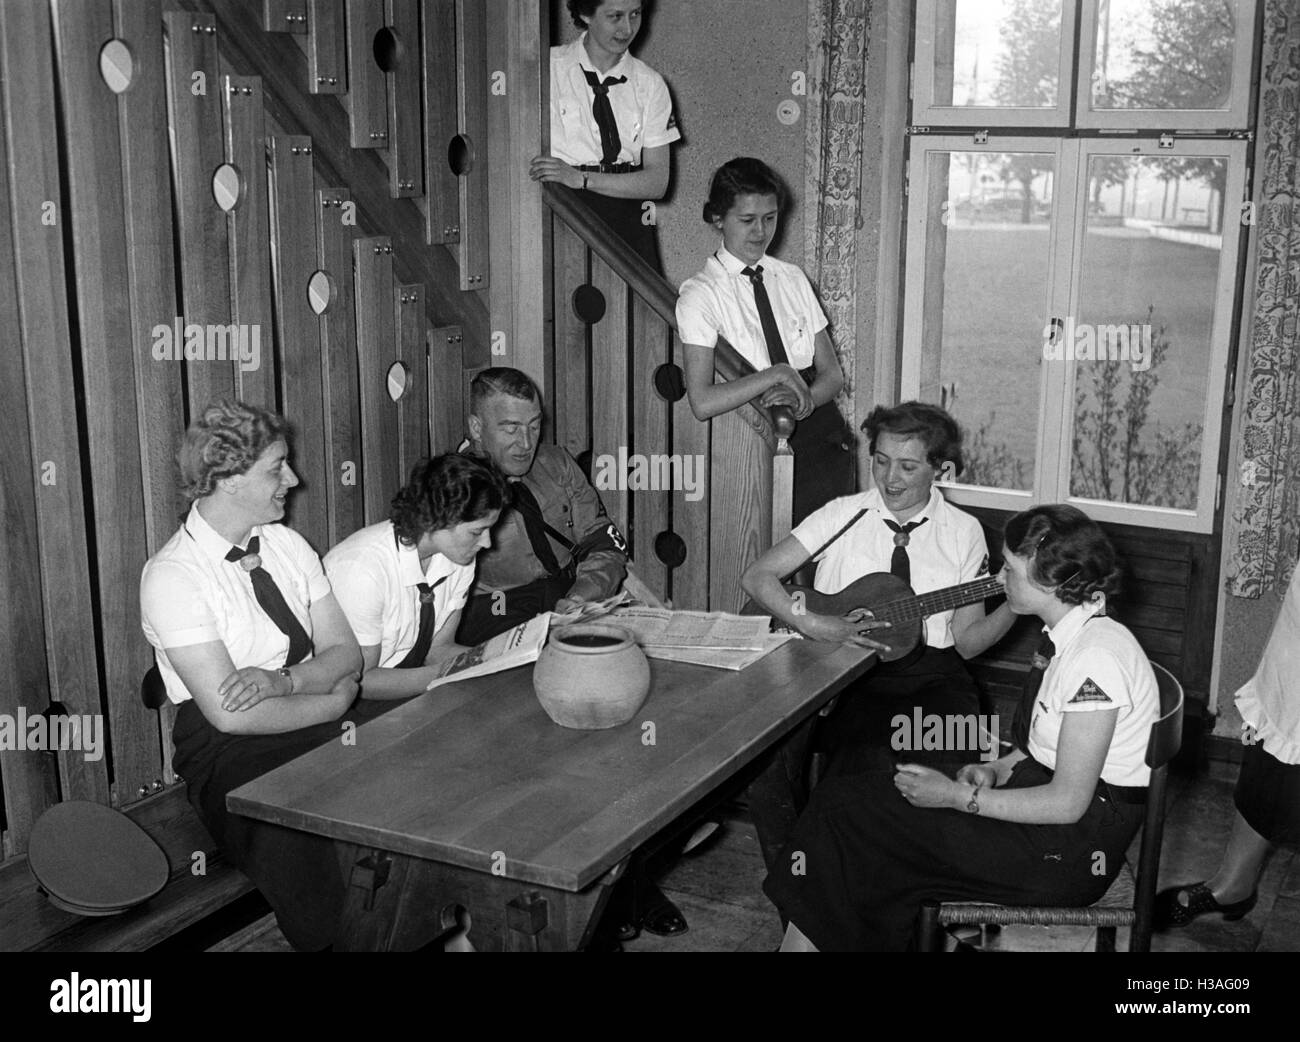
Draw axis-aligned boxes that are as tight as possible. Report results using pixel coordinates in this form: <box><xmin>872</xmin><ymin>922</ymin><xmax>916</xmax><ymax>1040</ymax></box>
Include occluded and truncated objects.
<box><xmin>977</xmin><ymin>553</ymin><xmax>990</xmax><ymax>577</ymax></box>
<box><xmin>1068</xmin><ymin>678</ymin><xmax>1113</xmax><ymax>704</ymax></box>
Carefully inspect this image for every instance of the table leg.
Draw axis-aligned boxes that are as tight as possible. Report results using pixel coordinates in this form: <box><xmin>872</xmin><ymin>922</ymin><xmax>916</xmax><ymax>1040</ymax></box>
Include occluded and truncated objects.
<box><xmin>334</xmin><ymin>844</ymin><xmax>628</xmax><ymax>951</ymax></box>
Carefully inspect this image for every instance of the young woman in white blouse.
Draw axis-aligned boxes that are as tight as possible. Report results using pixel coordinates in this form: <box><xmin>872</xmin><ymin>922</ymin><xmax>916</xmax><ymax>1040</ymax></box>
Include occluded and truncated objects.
<box><xmin>675</xmin><ymin>157</ymin><xmax>854</xmax><ymax>522</ymax></box>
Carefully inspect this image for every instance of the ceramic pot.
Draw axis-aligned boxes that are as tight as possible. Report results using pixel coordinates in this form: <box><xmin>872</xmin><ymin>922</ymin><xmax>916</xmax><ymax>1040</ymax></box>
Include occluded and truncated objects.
<box><xmin>532</xmin><ymin>623</ymin><xmax>650</xmax><ymax>729</ymax></box>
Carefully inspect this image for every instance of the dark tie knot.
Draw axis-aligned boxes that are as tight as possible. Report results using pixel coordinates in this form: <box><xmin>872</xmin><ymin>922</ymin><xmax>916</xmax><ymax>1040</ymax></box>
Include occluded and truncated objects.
<box><xmin>225</xmin><ymin>536</ymin><xmax>263</xmax><ymax>571</ymax></box>
<box><xmin>883</xmin><ymin>517</ymin><xmax>927</xmax><ymax>548</ymax></box>
<box><xmin>1032</xmin><ymin>632</ymin><xmax>1057</xmax><ymax>669</ymax></box>
<box><xmin>417</xmin><ymin>582</ymin><xmax>434</xmax><ymax>605</ymax></box>
<box><xmin>742</xmin><ymin>265</ymin><xmax>765</xmax><ymax>285</ymax></box>
<box><xmin>583</xmin><ymin>70</ymin><xmax>626</xmax><ymax>96</ymax></box>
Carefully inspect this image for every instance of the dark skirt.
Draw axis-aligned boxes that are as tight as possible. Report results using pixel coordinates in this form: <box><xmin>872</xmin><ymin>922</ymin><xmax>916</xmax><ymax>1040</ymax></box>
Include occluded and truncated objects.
<box><xmin>1235</xmin><ymin>741</ymin><xmax>1300</xmax><ymax>847</ymax></box>
<box><xmin>574</xmin><ymin>189</ymin><xmax>661</xmax><ymax>273</ymax></box>
<box><xmin>172</xmin><ymin>701</ymin><xmax>352</xmax><ymax>951</ymax></box>
<box><xmin>763</xmin><ymin>758</ymin><xmax>1145</xmax><ymax>951</ymax></box>
<box><xmin>790</xmin><ymin>400</ymin><xmax>856</xmax><ymax>524</ymax></box>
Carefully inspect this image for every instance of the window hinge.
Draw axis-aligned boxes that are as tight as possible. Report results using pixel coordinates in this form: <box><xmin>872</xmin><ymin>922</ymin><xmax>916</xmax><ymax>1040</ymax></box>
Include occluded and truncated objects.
<box><xmin>1159</xmin><ymin>133</ymin><xmax>1176</xmax><ymax>149</ymax></box>
<box><xmin>973</xmin><ymin>129</ymin><xmax>989</xmax><ymax>144</ymax></box>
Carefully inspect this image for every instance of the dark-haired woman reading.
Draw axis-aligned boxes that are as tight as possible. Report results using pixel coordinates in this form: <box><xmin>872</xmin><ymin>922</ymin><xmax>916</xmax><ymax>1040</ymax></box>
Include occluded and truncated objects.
<box><xmin>676</xmin><ymin>156</ymin><xmax>853</xmax><ymax>522</ymax></box>
<box><xmin>325</xmin><ymin>453</ymin><xmax>509</xmax><ymax>701</ymax></box>
<box><xmin>764</xmin><ymin>505</ymin><xmax>1160</xmax><ymax>951</ymax></box>
<box><xmin>139</xmin><ymin>400</ymin><xmax>363</xmax><ymax>951</ymax></box>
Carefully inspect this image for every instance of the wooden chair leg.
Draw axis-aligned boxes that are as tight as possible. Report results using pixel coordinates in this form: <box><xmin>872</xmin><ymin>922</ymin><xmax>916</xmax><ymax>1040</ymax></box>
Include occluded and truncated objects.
<box><xmin>916</xmin><ymin>900</ymin><xmax>944</xmax><ymax>952</ymax></box>
<box><xmin>1096</xmin><ymin>926</ymin><xmax>1117</xmax><ymax>952</ymax></box>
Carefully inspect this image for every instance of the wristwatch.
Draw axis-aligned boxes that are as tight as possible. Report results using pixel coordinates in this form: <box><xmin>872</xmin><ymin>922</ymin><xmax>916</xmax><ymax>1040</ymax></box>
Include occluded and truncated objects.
<box><xmin>966</xmin><ymin>780</ymin><xmax>982</xmax><ymax>815</ymax></box>
<box><xmin>277</xmin><ymin>666</ymin><xmax>293</xmax><ymax>695</ymax></box>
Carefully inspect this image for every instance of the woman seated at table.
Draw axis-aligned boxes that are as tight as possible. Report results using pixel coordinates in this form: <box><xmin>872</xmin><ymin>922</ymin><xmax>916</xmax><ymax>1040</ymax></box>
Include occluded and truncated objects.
<box><xmin>325</xmin><ymin>453</ymin><xmax>509</xmax><ymax>702</ymax></box>
<box><xmin>763</xmin><ymin>505</ymin><xmax>1160</xmax><ymax>951</ymax></box>
<box><xmin>140</xmin><ymin>399</ymin><xmax>363</xmax><ymax>952</ymax></box>
<box><xmin>676</xmin><ymin>156</ymin><xmax>853</xmax><ymax>523</ymax></box>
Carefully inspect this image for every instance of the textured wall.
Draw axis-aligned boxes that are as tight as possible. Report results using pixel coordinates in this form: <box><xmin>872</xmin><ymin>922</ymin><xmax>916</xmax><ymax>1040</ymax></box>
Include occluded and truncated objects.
<box><xmin>555</xmin><ymin>0</ymin><xmax>810</xmax><ymax>290</ymax></box>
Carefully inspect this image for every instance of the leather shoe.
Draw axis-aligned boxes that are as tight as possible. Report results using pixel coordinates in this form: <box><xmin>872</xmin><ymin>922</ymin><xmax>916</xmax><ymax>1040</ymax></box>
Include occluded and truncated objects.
<box><xmin>1154</xmin><ymin>881</ymin><xmax>1257</xmax><ymax>929</ymax></box>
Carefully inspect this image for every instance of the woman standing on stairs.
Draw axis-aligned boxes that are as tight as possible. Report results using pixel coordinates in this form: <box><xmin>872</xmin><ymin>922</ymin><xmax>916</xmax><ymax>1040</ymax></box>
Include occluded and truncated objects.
<box><xmin>140</xmin><ymin>399</ymin><xmax>363</xmax><ymax>951</ymax></box>
<box><xmin>529</xmin><ymin>0</ymin><xmax>680</xmax><ymax>271</ymax></box>
<box><xmin>676</xmin><ymin>157</ymin><xmax>854</xmax><ymax>525</ymax></box>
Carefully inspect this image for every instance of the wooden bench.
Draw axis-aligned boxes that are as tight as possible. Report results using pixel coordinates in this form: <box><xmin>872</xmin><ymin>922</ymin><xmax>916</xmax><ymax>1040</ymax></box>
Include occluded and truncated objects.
<box><xmin>0</xmin><ymin>785</ymin><xmax>254</xmax><ymax>952</ymax></box>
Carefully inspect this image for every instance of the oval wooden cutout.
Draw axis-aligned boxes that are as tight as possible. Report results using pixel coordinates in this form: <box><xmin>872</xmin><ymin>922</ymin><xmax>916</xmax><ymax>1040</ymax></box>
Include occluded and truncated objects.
<box><xmin>386</xmin><ymin>360</ymin><xmax>410</xmax><ymax>402</ymax></box>
<box><xmin>212</xmin><ymin>164</ymin><xmax>243</xmax><ymax>212</ymax></box>
<box><xmin>99</xmin><ymin>39</ymin><xmax>134</xmax><ymax>94</ymax></box>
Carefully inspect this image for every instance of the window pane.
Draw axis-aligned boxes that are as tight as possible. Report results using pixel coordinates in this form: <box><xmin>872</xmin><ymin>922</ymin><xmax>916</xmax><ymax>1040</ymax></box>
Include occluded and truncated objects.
<box><xmin>931</xmin><ymin>0</ymin><xmax>1064</xmax><ymax>108</ymax></box>
<box><xmin>918</xmin><ymin>151</ymin><xmax>1055</xmax><ymax>492</ymax></box>
<box><xmin>1067</xmin><ymin>154</ymin><xmax>1228</xmax><ymax>511</ymax></box>
<box><xmin>1090</xmin><ymin>0</ymin><xmax>1237</xmax><ymax>112</ymax></box>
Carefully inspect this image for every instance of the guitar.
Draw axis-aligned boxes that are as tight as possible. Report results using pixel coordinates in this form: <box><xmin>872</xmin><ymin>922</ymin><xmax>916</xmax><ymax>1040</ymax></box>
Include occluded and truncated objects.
<box><xmin>742</xmin><ymin>572</ymin><xmax>1005</xmax><ymax>662</ymax></box>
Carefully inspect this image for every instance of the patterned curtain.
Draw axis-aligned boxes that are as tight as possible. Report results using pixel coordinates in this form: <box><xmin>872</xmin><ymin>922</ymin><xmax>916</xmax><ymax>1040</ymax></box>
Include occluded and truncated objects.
<box><xmin>803</xmin><ymin>0</ymin><xmax>873</xmax><ymax>429</ymax></box>
<box><xmin>1226</xmin><ymin>0</ymin><xmax>1300</xmax><ymax>597</ymax></box>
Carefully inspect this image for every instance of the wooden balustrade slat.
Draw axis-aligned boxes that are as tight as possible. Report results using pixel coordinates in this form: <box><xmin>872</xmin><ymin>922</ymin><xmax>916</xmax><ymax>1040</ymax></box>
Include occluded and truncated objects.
<box><xmin>0</xmin><ymin>0</ymin><xmax>110</xmax><ymax>826</ymax></box>
<box><xmin>383</xmin><ymin>0</ymin><xmax>423</xmax><ymax>198</ymax></box>
<box><xmin>428</xmin><ymin>325</ymin><xmax>466</xmax><ymax>454</ymax></box>
<box><xmin>590</xmin><ymin>254</ymin><xmax>630</xmax><ymax>542</ymax></box>
<box><xmin>0</xmin><ymin>4</ymin><xmax>61</xmax><ymax>852</ymax></box>
<box><xmin>307</xmin><ymin>0</ymin><xmax>346</xmax><ymax>93</ymax></box>
<box><xmin>163</xmin><ymin>10</ymin><xmax>236</xmax><ymax>411</ymax></box>
<box><xmin>52</xmin><ymin>0</ymin><xmax>161</xmax><ymax>805</ymax></box>
<box><xmin>395</xmin><ymin>284</ymin><xmax>431</xmax><ymax>479</ymax></box>
<box><xmin>456</xmin><ymin>0</ymin><xmax>489</xmax><ymax>289</ymax></box>
<box><xmin>268</xmin><ymin>136</ymin><xmax>330</xmax><ymax>554</ymax></box>
<box><xmin>222</xmin><ymin>75</ymin><xmax>278</xmax><ymax>410</ymax></box>
<box><xmin>420</xmin><ymin>0</ymin><xmax>459</xmax><ymax>244</ymax></box>
<box><xmin>708</xmin><ymin>411</ymin><xmax>772</xmax><ymax>614</ymax></box>
<box><xmin>670</xmin><ymin>331</ymin><xmax>711</xmax><ymax>610</ymax></box>
<box><xmin>354</xmin><ymin>237</ymin><xmax>401</xmax><ymax>524</ymax></box>
<box><xmin>345</xmin><ymin>0</ymin><xmax>388</xmax><ymax>148</ymax></box>
<box><xmin>630</xmin><ymin>297</ymin><xmax>672</xmax><ymax>602</ymax></box>
<box><xmin>316</xmin><ymin>188</ymin><xmax>365</xmax><ymax>546</ymax></box>
<box><xmin>552</xmin><ymin>218</ymin><xmax>590</xmax><ymax>458</ymax></box>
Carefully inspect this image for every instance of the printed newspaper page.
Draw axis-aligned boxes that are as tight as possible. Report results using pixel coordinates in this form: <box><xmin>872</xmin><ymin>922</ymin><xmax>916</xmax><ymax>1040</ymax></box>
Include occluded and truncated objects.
<box><xmin>424</xmin><ymin>613</ymin><xmax>551</xmax><ymax>691</ymax></box>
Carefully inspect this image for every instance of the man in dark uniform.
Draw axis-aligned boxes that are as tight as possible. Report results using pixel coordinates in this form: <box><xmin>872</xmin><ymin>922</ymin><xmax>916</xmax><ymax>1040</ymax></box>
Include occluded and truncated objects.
<box><xmin>456</xmin><ymin>366</ymin><xmax>627</xmax><ymax>645</ymax></box>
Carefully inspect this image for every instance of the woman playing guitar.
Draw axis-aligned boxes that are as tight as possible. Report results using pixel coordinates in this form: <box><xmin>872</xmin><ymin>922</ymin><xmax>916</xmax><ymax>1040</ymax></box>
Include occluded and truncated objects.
<box><xmin>739</xmin><ymin>402</ymin><xmax>1016</xmax><ymax>874</ymax></box>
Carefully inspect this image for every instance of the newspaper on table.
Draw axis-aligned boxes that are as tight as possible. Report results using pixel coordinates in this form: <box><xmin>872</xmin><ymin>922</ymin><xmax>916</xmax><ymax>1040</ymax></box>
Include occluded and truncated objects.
<box><xmin>641</xmin><ymin>632</ymin><xmax>799</xmax><ymax>671</ymax></box>
<box><xmin>423</xmin><ymin>613</ymin><xmax>551</xmax><ymax>691</ymax></box>
<box><xmin>605</xmin><ymin>606</ymin><xmax>773</xmax><ymax>652</ymax></box>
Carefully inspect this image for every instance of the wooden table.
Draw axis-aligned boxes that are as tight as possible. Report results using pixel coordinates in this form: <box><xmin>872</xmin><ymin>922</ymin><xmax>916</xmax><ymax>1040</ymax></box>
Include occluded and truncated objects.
<box><xmin>227</xmin><ymin>638</ymin><xmax>874</xmax><ymax>951</ymax></box>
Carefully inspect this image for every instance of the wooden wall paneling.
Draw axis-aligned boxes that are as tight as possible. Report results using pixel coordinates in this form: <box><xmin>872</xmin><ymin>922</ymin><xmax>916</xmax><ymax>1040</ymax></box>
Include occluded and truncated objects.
<box><xmin>421</xmin><ymin>0</ymin><xmax>459</xmax><ymax>245</ymax></box>
<box><xmin>268</xmin><ymin>136</ymin><xmax>330</xmax><ymax>555</ymax></box>
<box><xmin>222</xmin><ymin>75</ymin><xmax>277</xmax><ymax>410</ymax></box>
<box><xmin>115</xmin><ymin>0</ymin><xmax>185</xmax><ymax>786</ymax></box>
<box><xmin>162</xmin><ymin>10</ymin><xmax>236</xmax><ymax>412</ymax></box>
<box><xmin>0</xmin><ymin>0</ymin><xmax>110</xmax><ymax>814</ymax></box>
<box><xmin>551</xmin><ymin>222</ymin><xmax>589</xmax><ymax>458</ymax></box>
<box><xmin>194</xmin><ymin>0</ymin><xmax>490</xmax><ymax>364</ymax></box>
<box><xmin>354</xmin><ymin>237</ymin><xmax>400</xmax><ymax>523</ymax></box>
<box><xmin>115</xmin><ymin>0</ymin><xmax>185</xmax><ymax>555</ymax></box>
<box><xmin>670</xmin><ymin>332</ymin><xmax>710</xmax><ymax>610</ymax></box>
<box><xmin>383</xmin><ymin>0</ymin><xmax>422</xmax><ymax>198</ymax></box>
<box><xmin>504</xmin><ymin>0</ymin><xmax>545</xmax><ymax>384</ymax></box>
<box><xmin>316</xmin><ymin>188</ymin><xmax>364</xmax><ymax>546</ymax></box>
<box><xmin>588</xmin><ymin>255</ymin><xmax>629</xmax><ymax>542</ymax></box>
<box><xmin>456</xmin><ymin>0</ymin><xmax>488</xmax><ymax>290</ymax></box>
<box><xmin>53</xmin><ymin>0</ymin><xmax>161</xmax><ymax>803</ymax></box>
<box><xmin>428</xmin><ymin>324</ymin><xmax>465</xmax><ymax>454</ymax></box>
<box><xmin>708</xmin><ymin>412</ymin><xmax>772</xmax><ymax>615</ymax></box>
<box><xmin>345</xmin><ymin>0</ymin><xmax>388</xmax><ymax>149</ymax></box>
<box><xmin>395</xmin><ymin>284</ymin><xmax>430</xmax><ymax>478</ymax></box>
<box><xmin>483</xmin><ymin>0</ymin><xmax>511</xmax><ymax>349</ymax></box>
<box><xmin>0</xmin><ymin>39</ymin><xmax>59</xmax><ymax>852</ymax></box>
<box><xmin>630</xmin><ymin>297</ymin><xmax>671</xmax><ymax>603</ymax></box>
<box><xmin>263</xmin><ymin>0</ymin><xmax>308</xmax><ymax>33</ymax></box>
<box><xmin>307</xmin><ymin>0</ymin><xmax>346</xmax><ymax>94</ymax></box>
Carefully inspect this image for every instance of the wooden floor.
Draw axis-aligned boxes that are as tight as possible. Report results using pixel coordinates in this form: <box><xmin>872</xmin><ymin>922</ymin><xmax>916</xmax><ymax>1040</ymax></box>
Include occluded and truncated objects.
<box><xmin>208</xmin><ymin>758</ymin><xmax>1299</xmax><ymax>953</ymax></box>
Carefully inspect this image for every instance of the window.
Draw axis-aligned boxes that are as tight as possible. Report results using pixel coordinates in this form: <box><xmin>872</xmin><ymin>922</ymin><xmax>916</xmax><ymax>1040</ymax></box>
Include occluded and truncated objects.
<box><xmin>904</xmin><ymin>0</ymin><xmax>1256</xmax><ymax>532</ymax></box>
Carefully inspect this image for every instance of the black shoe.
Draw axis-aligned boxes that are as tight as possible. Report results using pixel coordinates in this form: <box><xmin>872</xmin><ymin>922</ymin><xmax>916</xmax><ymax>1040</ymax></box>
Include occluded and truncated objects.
<box><xmin>1154</xmin><ymin>881</ymin><xmax>1258</xmax><ymax>929</ymax></box>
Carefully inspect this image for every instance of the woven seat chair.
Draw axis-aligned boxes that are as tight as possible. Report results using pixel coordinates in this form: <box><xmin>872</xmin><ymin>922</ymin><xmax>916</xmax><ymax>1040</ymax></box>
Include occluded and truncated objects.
<box><xmin>916</xmin><ymin>661</ymin><xmax>1184</xmax><ymax>953</ymax></box>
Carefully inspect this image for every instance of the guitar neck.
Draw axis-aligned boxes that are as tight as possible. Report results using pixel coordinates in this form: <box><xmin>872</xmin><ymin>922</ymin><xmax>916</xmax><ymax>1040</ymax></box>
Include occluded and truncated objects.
<box><xmin>875</xmin><ymin>575</ymin><xmax>1004</xmax><ymax>623</ymax></box>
